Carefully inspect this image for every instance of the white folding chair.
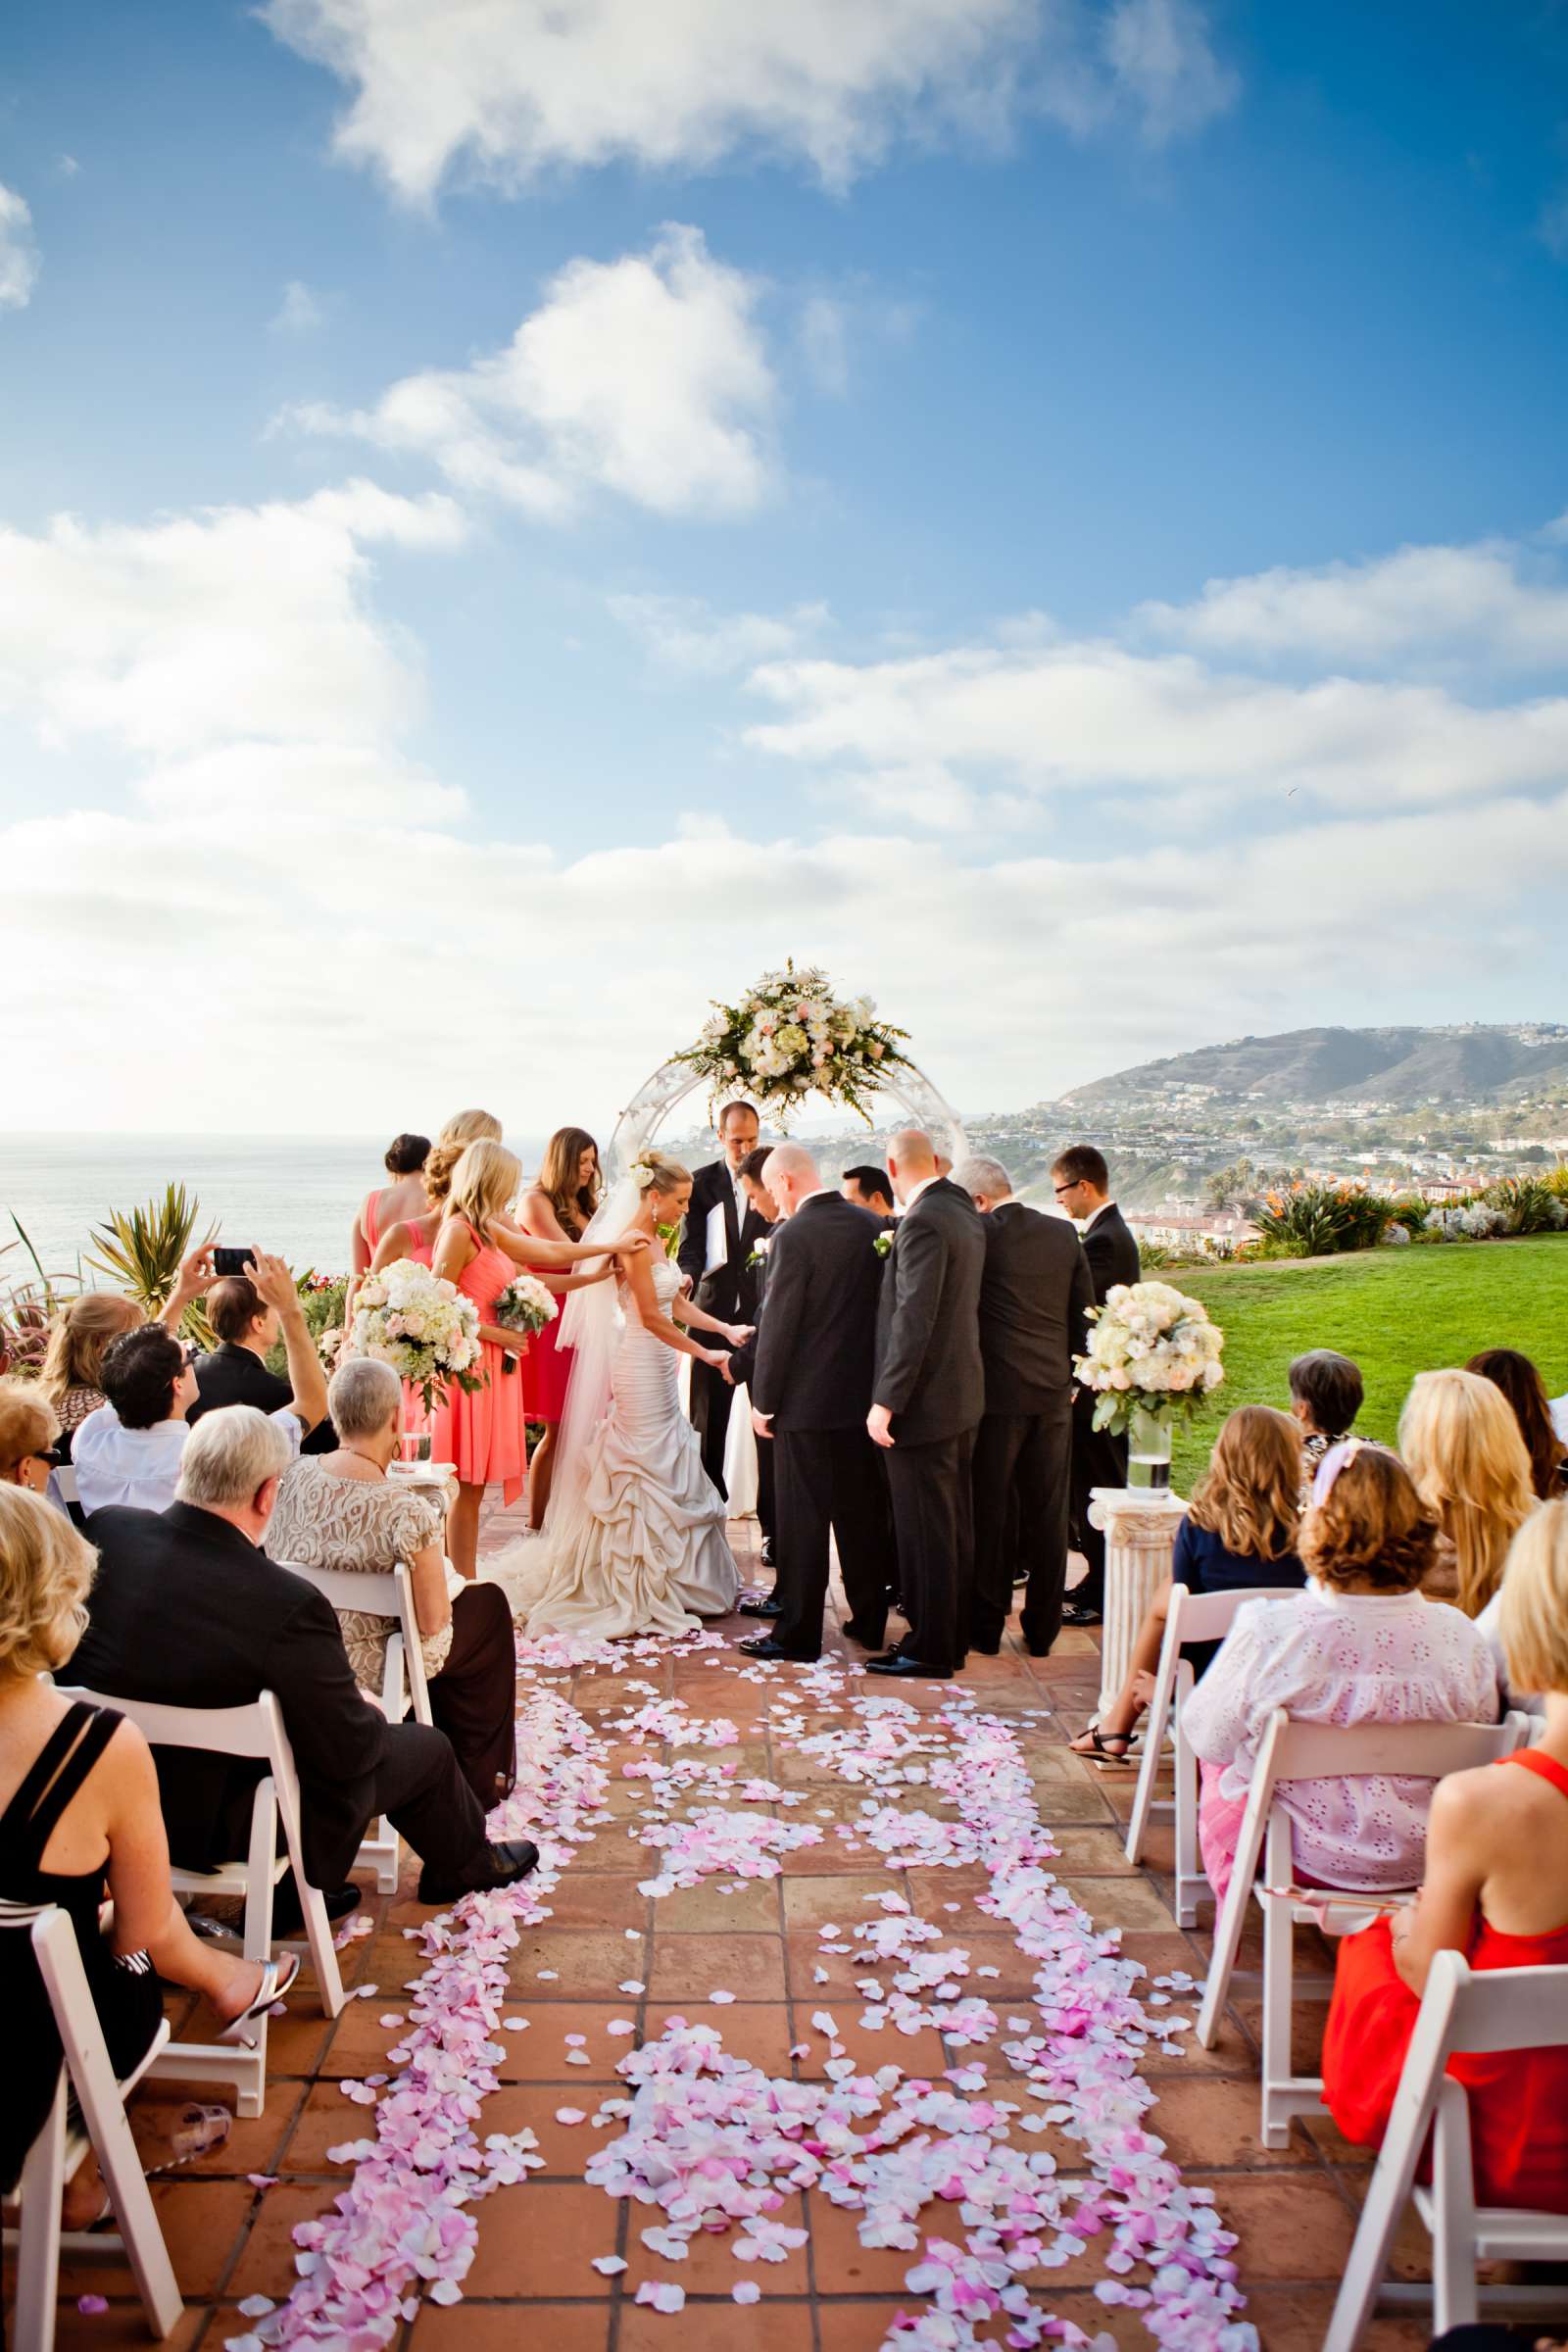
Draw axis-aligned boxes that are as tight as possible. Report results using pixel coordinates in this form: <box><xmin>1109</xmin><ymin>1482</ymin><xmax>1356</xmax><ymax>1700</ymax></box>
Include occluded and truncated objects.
<box><xmin>57</xmin><ymin>1688</ymin><xmax>346</xmax><ymax>2117</ymax></box>
<box><xmin>1324</xmin><ymin>1948</ymin><xmax>1568</xmax><ymax>2347</ymax></box>
<box><xmin>48</xmin><ymin>1460</ymin><xmax>79</xmax><ymax>1517</ymax></box>
<box><xmin>1195</xmin><ymin>1708</ymin><xmax>1532</xmax><ymax>2145</ymax></box>
<box><xmin>276</xmin><ymin>1560</ymin><xmax>431</xmax><ymax>1893</ymax></box>
<box><xmin>1</xmin><ymin>1901</ymin><xmax>182</xmax><ymax>2347</ymax></box>
<box><xmin>1122</xmin><ymin>1584</ymin><xmax>1282</xmax><ymax>1926</ymax></box>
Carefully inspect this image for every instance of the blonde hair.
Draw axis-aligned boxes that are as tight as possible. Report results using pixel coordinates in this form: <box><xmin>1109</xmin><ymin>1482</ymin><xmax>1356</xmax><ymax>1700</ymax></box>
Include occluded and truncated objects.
<box><xmin>633</xmin><ymin>1150</ymin><xmax>692</xmax><ymax>1205</ymax></box>
<box><xmin>447</xmin><ymin>1139</ymin><xmax>522</xmax><ymax>1235</ymax></box>
<box><xmin>1498</xmin><ymin>1498</ymin><xmax>1568</xmax><ymax>1697</ymax></box>
<box><xmin>0</xmin><ymin>1380</ymin><xmax>61</xmax><ymax>1480</ymax></box>
<box><xmin>1187</xmin><ymin>1405</ymin><xmax>1302</xmax><ymax>1562</ymax></box>
<box><xmin>1398</xmin><ymin>1368</ymin><xmax>1538</xmax><ymax>1617</ymax></box>
<box><xmin>423</xmin><ymin>1108</ymin><xmax>504</xmax><ymax>1205</ymax></box>
<box><xmin>39</xmin><ymin>1293</ymin><xmax>145</xmax><ymax>1405</ymax></box>
<box><xmin>0</xmin><ymin>1485</ymin><xmax>95</xmax><ymax>1677</ymax></box>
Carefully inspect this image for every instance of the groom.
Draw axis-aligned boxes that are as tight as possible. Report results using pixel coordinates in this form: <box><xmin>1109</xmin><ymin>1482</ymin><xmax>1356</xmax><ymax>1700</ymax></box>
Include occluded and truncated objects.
<box><xmin>677</xmin><ymin>1101</ymin><xmax>767</xmax><ymax>1497</ymax></box>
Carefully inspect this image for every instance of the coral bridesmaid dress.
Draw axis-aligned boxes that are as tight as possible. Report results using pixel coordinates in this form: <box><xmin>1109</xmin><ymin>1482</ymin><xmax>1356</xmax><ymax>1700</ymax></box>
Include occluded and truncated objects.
<box><xmin>514</xmin><ymin>1213</ymin><xmax>573</xmax><ymax>1426</ymax></box>
<box><xmin>423</xmin><ymin>1218</ymin><xmax>527</xmax><ymax>1505</ymax></box>
<box><xmin>1322</xmin><ymin>1748</ymin><xmax>1568</xmax><ymax>2211</ymax></box>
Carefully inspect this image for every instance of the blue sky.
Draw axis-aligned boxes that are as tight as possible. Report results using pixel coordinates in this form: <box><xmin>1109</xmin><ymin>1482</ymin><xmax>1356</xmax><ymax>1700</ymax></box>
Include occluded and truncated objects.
<box><xmin>4</xmin><ymin>0</ymin><xmax>1567</xmax><ymax>1133</ymax></box>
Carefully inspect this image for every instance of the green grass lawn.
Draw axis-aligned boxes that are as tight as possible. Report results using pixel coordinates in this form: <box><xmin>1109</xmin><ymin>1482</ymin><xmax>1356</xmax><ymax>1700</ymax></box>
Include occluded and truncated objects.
<box><xmin>1167</xmin><ymin>1237</ymin><xmax>1568</xmax><ymax>1489</ymax></box>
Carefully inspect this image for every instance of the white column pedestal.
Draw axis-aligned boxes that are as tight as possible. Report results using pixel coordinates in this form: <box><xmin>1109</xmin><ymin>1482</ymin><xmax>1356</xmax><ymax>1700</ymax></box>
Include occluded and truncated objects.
<box><xmin>1087</xmin><ymin>1486</ymin><xmax>1186</xmax><ymax>1718</ymax></box>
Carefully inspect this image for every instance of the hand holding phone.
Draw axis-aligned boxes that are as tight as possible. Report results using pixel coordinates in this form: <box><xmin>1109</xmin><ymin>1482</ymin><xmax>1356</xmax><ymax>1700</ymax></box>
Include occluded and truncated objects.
<box><xmin>213</xmin><ymin>1247</ymin><xmax>258</xmax><ymax>1278</ymax></box>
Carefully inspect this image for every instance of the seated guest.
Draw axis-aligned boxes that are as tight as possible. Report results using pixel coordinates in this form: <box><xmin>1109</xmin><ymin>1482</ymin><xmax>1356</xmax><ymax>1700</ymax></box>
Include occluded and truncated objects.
<box><xmin>189</xmin><ymin>1250</ymin><xmax>331</xmax><ymax>1451</ymax></box>
<box><xmin>269</xmin><ymin>1358</ymin><xmax>516</xmax><ymax>1808</ymax></box>
<box><xmin>0</xmin><ymin>1376</ymin><xmax>61</xmax><ymax>1497</ymax></box>
<box><xmin>67</xmin><ymin>1406</ymin><xmax>534</xmax><ymax>1910</ymax></box>
<box><xmin>1287</xmin><ymin>1348</ymin><xmax>1363</xmax><ymax>1504</ymax></box>
<box><xmin>1070</xmin><ymin>1404</ymin><xmax>1307</xmax><ymax>1758</ymax></box>
<box><xmin>1399</xmin><ymin>1368</ymin><xmax>1538</xmax><ymax>1615</ymax></box>
<box><xmin>72</xmin><ymin>1327</ymin><xmax>203</xmax><ymax>1517</ymax></box>
<box><xmin>1323</xmin><ymin>1497</ymin><xmax>1568</xmax><ymax>2213</ymax></box>
<box><xmin>353</xmin><ymin>1131</ymin><xmax>432</xmax><ymax>1279</ymax></box>
<box><xmin>841</xmin><ymin>1164</ymin><xmax>896</xmax><ymax>1222</ymax></box>
<box><xmin>1466</xmin><ymin>1348</ymin><xmax>1568</xmax><ymax>1501</ymax></box>
<box><xmin>1</xmin><ymin>1488</ymin><xmax>290</xmax><ymax>2224</ymax></box>
<box><xmin>1182</xmin><ymin>1443</ymin><xmax>1497</xmax><ymax>1905</ymax></box>
<box><xmin>39</xmin><ymin>1250</ymin><xmax>217</xmax><ymax>1457</ymax></box>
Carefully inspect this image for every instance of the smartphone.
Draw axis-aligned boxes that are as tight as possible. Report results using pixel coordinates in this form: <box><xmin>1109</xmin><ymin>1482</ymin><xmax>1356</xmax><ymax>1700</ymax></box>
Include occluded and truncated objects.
<box><xmin>213</xmin><ymin>1247</ymin><xmax>257</xmax><ymax>1278</ymax></box>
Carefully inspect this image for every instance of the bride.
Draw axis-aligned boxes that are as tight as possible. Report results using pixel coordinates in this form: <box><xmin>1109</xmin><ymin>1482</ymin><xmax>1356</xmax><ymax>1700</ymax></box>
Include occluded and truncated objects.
<box><xmin>490</xmin><ymin>1150</ymin><xmax>748</xmax><ymax>1638</ymax></box>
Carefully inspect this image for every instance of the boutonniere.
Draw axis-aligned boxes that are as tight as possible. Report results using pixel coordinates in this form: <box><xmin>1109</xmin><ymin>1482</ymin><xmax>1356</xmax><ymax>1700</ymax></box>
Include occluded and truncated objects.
<box><xmin>873</xmin><ymin>1231</ymin><xmax>893</xmax><ymax>1259</ymax></box>
<box><xmin>747</xmin><ymin>1238</ymin><xmax>771</xmax><ymax>1270</ymax></box>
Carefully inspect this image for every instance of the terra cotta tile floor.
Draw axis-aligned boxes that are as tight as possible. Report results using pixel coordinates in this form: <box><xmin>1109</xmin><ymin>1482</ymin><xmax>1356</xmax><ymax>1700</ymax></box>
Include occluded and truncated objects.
<box><xmin>21</xmin><ymin>1500</ymin><xmax>1551</xmax><ymax>2352</ymax></box>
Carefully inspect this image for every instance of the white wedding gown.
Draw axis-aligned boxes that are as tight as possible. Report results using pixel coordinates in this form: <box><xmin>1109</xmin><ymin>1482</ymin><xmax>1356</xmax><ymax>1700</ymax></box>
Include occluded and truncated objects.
<box><xmin>490</xmin><ymin>1255</ymin><xmax>740</xmax><ymax>1640</ymax></box>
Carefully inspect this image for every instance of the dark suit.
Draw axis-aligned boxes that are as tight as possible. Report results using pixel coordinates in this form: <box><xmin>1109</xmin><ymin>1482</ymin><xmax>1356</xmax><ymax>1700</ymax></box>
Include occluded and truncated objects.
<box><xmin>190</xmin><ymin>1343</ymin><xmax>337</xmax><ymax>1454</ymax></box>
<box><xmin>725</xmin><ymin>1241</ymin><xmax>776</xmax><ymax>1558</ymax></box>
<box><xmin>68</xmin><ymin>1502</ymin><xmax>488</xmax><ymax>1892</ymax></box>
<box><xmin>872</xmin><ymin>1178</ymin><xmax>986</xmax><ymax>1672</ymax></box>
<box><xmin>970</xmin><ymin>1202</ymin><xmax>1095</xmax><ymax>1654</ymax></box>
<box><xmin>1070</xmin><ymin>1202</ymin><xmax>1142</xmax><ymax>1608</ymax></box>
<box><xmin>751</xmin><ymin>1194</ymin><xmax>893</xmax><ymax>1656</ymax></box>
<box><xmin>677</xmin><ymin>1159</ymin><xmax>768</xmax><ymax>1497</ymax></box>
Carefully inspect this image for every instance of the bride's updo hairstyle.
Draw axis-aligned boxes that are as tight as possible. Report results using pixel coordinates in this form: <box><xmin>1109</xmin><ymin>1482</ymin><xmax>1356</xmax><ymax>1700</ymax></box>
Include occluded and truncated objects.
<box><xmin>447</xmin><ymin>1139</ymin><xmax>522</xmax><ymax>1237</ymax></box>
<box><xmin>632</xmin><ymin>1150</ymin><xmax>691</xmax><ymax>1207</ymax></box>
<box><xmin>423</xmin><ymin>1109</ymin><xmax>505</xmax><ymax>1206</ymax></box>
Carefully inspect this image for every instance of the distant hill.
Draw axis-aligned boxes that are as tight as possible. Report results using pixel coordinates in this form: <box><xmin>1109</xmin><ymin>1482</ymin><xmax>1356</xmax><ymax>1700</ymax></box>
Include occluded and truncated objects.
<box><xmin>1062</xmin><ymin>1024</ymin><xmax>1568</xmax><ymax>1110</ymax></box>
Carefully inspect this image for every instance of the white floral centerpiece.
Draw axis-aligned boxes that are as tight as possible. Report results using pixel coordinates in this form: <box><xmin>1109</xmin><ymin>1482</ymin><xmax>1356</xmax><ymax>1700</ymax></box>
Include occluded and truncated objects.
<box><xmin>349</xmin><ymin>1258</ymin><xmax>484</xmax><ymax>1415</ymax></box>
<box><xmin>1074</xmin><ymin>1280</ymin><xmax>1225</xmax><ymax>1486</ymax></box>
<box><xmin>676</xmin><ymin>959</ymin><xmax>912</xmax><ymax>1123</ymax></box>
<box><xmin>494</xmin><ymin>1274</ymin><xmax>558</xmax><ymax>1375</ymax></box>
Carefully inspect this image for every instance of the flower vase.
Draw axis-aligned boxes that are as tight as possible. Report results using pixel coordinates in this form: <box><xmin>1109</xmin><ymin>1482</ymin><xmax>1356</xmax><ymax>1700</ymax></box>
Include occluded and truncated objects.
<box><xmin>1127</xmin><ymin>1398</ymin><xmax>1174</xmax><ymax>1489</ymax></box>
<box><xmin>400</xmin><ymin>1424</ymin><xmax>432</xmax><ymax>1467</ymax></box>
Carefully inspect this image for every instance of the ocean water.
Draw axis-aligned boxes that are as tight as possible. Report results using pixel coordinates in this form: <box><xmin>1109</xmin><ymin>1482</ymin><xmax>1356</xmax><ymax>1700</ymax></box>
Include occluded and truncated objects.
<box><xmin>1</xmin><ymin>1134</ymin><xmax>545</xmax><ymax>1286</ymax></box>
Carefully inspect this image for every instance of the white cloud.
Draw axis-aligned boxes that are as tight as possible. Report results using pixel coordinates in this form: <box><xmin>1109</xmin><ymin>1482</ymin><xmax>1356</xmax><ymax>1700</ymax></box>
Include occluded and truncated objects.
<box><xmin>610</xmin><ymin>593</ymin><xmax>831</xmax><ymax>676</ymax></box>
<box><xmin>0</xmin><ymin>480</ymin><xmax>465</xmax><ymax>758</ymax></box>
<box><xmin>260</xmin><ymin>0</ymin><xmax>1238</xmax><ymax>205</ymax></box>
<box><xmin>1141</xmin><ymin>535</ymin><xmax>1568</xmax><ymax>669</ymax></box>
<box><xmin>270</xmin><ymin>277</ymin><xmax>327</xmax><ymax>333</ymax></box>
<box><xmin>285</xmin><ymin>225</ymin><xmax>776</xmax><ymax>520</ymax></box>
<box><xmin>0</xmin><ymin>182</ymin><xmax>40</xmax><ymax>312</ymax></box>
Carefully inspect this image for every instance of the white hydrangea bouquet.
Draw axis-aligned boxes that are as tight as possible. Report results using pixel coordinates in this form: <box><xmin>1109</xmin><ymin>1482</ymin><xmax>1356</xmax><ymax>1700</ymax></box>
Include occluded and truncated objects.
<box><xmin>350</xmin><ymin>1258</ymin><xmax>484</xmax><ymax>1414</ymax></box>
<box><xmin>676</xmin><ymin>959</ymin><xmax>912</xmax><ymax>1122</ymax></box>
<box><xmin>494</xmin><ymin>1274</ymin><xmax>558</xmax><ymax>1375</ymax></box>
<box><xmin>1075</xmin><ymin>1280</ymin><xmax>1225</xmax><ymax>1481</ymax></box>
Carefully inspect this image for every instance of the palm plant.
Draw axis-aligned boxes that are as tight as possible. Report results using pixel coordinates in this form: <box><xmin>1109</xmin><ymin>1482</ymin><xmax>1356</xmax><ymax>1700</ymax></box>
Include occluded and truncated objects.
<box><xmin>0</xmin><ymin>1218</ymin><xmax>83</xmax><ymax>1378</ymax></box>
<box><xmin>87</xmin><ymin>1184</ymin><xmax>215</xmax><ymax>1315</ymax></box>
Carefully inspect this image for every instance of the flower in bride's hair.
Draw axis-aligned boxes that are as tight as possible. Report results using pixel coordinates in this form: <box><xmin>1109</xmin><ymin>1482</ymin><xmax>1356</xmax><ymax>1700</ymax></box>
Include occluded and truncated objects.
<box><xmin>630</xmin><ymin>1161</ymin><xmax>658</xmax><ymax>1193</ymax></box>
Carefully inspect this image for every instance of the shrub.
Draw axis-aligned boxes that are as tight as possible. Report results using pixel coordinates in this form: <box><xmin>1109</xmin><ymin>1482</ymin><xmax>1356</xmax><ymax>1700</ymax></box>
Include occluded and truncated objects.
<box><xmin>1481</xmin><ymin>1177</ymin><xmax>1568</xmax><ymax>1237</ymax></box>
<box><xmin>1254</xmin><ymin>1182</ymin><xmax>1396</xmax><ymax>1257</ymax></box>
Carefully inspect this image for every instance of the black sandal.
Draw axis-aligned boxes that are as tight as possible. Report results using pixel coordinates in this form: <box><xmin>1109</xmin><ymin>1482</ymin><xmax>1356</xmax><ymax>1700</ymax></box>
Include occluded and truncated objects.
<box><xmin>1069</xmin><ymin>1717</ymin><xmax>1135</xmax><ymax>1762</ymax></box>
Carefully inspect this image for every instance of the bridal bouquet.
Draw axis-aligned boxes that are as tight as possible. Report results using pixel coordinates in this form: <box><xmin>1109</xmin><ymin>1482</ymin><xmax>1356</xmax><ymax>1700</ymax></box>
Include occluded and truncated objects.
<box><xmin>1075</xmin><ymin>1280</ymin><xmax>1225</xmax><ymax>1435</ymax></box>
<box><xmin>677</xmin><ymin>959</ymin><xmax>912</xmax><ymax>1122</ymax></box>
<box><xmin>350</xmin><ymin>1258</ymin><xmax>484</xmax><ymax>1415</ymax></box>
<box><xmin>494</xmin><ymin>1274</ymin><xmax>558</xmax><ymax>1374</ymax></box>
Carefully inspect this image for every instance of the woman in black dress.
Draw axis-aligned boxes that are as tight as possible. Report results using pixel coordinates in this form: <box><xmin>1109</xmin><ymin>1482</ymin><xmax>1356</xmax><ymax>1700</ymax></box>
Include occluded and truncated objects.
<box><xmin>0</xmin><ymin>1487</ymin><xmax>294</xmax><ymax>2221</ymax></box>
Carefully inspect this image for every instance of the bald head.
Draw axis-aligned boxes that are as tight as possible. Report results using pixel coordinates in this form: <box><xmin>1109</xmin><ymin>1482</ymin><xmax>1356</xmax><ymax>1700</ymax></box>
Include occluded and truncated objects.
<box><xmin>764</xmin><ymin>1142</ymin><xmax>822</xmax><ymax>1217</ymax></box>
<box><xmin>887</xmin><ymin>1128</ymin><xmax>937</xmax><ymax>1206</ymax></box>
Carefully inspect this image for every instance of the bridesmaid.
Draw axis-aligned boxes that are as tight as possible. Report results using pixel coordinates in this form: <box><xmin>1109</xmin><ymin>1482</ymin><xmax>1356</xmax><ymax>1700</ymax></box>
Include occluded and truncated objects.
<box><xmin>365</xmin><ymin>1109</ymin><xmax>504</xmax><ymax>1284</ymax></box>
<box><xmin>351</xmin><ymin>1133</ymin><xmax>431</xmax><ymax>1284</ymax></box>
<box><xmin>517</xmin><ymin>1128</ymin><xmax>602</xmax><ymax>1532</ymax></box>
<box><xmin>428</xmin><ymin>1141</ymin><xmax>629</xmax><ymax>1580</ymax></box>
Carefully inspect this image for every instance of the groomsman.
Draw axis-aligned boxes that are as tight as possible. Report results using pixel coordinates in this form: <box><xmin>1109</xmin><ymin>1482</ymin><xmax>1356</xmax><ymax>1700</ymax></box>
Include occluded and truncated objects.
<box><xmin>722</xmin><ymin>1145</ymin><xmax>779</xmax><ymax>1572</ymax></box>
<box><xmin>956</xmin><ymin>1156</ymin><xmax>1094</xmax><ymax>1656</ymax></box>
<box><xmin>738</xmin><ymin>1146</ymin><xmax>892</xmax><ymax>1662</ymax></box>
<box><xmin>841</xmin><ymin>1164</ymin><xmax>897</xmax><ymax>1223</ymax></box>
<box><xmin>677</xmin><ymin>1101</ymin><xmax>767</xmax><ymax>1497</ymax></box>
<box><xmin>1054</xmin><ymin>1145</ymin><xmax>1141</xmax><ymax>1626</ymax></box>
<box><xmin>866</xmin><ymin>1130</ymin><xmax>985</xmax><ymax>1680</ymax></box>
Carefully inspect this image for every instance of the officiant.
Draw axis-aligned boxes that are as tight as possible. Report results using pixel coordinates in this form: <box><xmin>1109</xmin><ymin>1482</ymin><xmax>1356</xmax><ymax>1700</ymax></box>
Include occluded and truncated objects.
<box><xmin>677</xmin><ymin>1102</ymin><xmax>768</xmax><ymax>1498</ymax></box>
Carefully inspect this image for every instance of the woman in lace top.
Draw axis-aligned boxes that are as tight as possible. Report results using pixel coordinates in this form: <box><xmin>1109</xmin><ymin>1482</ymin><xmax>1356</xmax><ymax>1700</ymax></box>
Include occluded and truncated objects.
<box><xmin>1182</xmin><ymin>1442</ymin><xmax>1498</xmax><ymax>1904</ymax></box>
<box><xmin>269</xmin><ymin>1357</ymin><xmax>516</xmax><ymax>1807</ymax></box>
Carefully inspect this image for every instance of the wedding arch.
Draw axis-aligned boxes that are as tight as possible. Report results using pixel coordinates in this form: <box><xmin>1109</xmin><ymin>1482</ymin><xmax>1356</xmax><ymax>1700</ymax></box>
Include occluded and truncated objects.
<box><xmin>606</xmin><ymin>962</ymin><xmax>970</xmax><ymax>1178</ymax></box>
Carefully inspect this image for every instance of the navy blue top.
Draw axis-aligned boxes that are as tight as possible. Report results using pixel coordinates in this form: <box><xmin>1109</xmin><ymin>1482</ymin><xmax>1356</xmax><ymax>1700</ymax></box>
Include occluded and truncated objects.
<box><xmin>1170</xmin><ymin>1516</ymin><xmax>1305</xmax><ymax>1677</ymax></box>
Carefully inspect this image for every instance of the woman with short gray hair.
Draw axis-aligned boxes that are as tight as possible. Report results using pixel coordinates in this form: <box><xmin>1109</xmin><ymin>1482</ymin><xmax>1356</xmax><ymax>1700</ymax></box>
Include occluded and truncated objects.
<box><xmin>269</xmin><ymin>1358</ymin><xmax>515</xmax><ymax>1805</ymax></box>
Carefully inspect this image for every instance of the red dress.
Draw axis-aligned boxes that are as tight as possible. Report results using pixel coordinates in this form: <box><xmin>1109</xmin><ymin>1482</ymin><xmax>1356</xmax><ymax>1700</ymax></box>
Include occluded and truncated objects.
<box><xmin>515</xmin><ymin>1212</ymin><xmax>575</xmax><ymax>1426</ymax></box>
<box><xmin>422</xmin><ymin>1218</ymin><xmax>527</xmax><ymax>1502</ymax></box>
<box><xmin>1322</xmin><ymin>1748</ymin><xmax>1568</xmax><ymax>2211</ymax></box>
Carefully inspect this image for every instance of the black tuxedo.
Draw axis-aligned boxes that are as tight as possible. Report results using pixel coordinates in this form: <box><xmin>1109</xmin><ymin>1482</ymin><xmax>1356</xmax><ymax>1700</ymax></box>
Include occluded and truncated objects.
<box><xmin>190</xmin><ymin>1343</ymin><xmax>337</xmax><ymax>1454</ymax></box>
<box><xmin>1070</xmin><ymin>1202</ymin><xmax>1142</xmax><ymax>1606</ymax></box>
<box><xmin>677</xmin><ymin>1158</ymin><xmax>768</xmax><ymax>1497</ymax></box>
<box><xmin>724</xmin><ymin>1241</ymin><xmax>775</xmax><ymax>1556</ymax></box>
<box><xmin>970</xmin><ymin>1202</ymin><xmax>1094</xmax><ymax>1652</ymax></box>
<box><xmin>68</xmin><ymin>1502</ymin><xmax>488</xmax><ymax>1892</ymax></box>
<box><xmin>751</xmin><ymin>1193</ymin><xmax>893</xmax><ymax>1654</ymax></box>
<box><xmin>872</xmin><ymin>1178</ymin><xmax>985</xmax><ymax>1672</ymax></box>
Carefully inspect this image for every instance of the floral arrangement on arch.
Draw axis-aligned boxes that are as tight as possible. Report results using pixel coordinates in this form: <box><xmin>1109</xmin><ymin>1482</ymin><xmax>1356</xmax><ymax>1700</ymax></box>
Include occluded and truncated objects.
<box><xmin>676</xmin><ymin>960</ymin><xmax>912</xmax><ymax>1122</ymax></box>
<box><xmin>350</xmin><ymin>1257</ymin><xmax>484</xmax><ymax>1414</ymax></box>
<box><xmin>1074</xmin><ymin>1279</ymin><xmax>1225</xmax><ymax>1433</ymax></box>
